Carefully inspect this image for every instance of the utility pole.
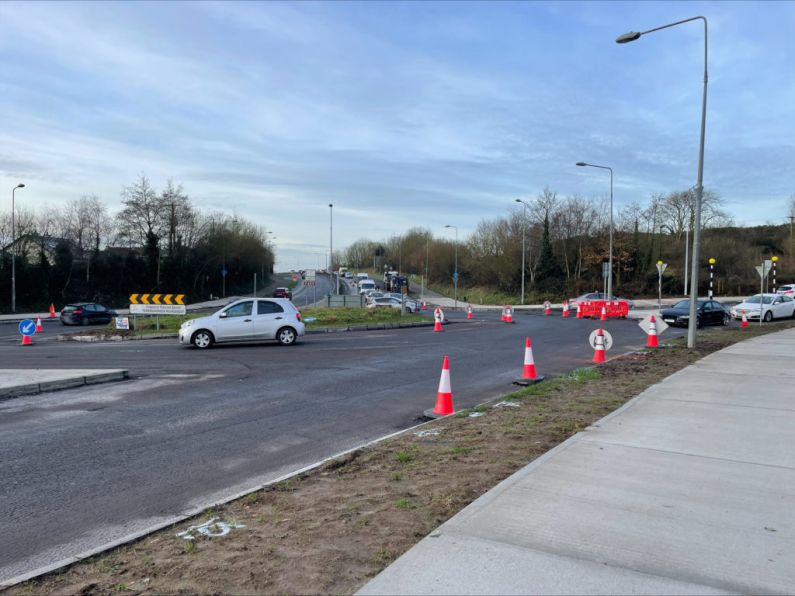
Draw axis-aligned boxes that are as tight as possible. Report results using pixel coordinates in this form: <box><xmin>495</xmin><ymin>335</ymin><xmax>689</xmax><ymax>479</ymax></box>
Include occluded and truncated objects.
<box><xmin>329</xmin><ymin>204</ymin><xmax>335</xmax><ymax>295</ymax></box>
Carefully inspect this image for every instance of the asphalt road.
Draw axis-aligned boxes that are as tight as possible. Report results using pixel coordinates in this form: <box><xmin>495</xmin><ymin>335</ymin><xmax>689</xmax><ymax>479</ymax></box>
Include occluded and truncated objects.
<box><xmin>0</xmin><ymin>312</ymin><xmax>687</xmax><ymax>582</ymax></box>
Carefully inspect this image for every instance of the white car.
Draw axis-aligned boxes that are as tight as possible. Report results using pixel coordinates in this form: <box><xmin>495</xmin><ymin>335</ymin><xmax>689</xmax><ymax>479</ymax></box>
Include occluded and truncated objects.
<box><xmin>179</xmin><ymin>298</ymin><xmax>305</xmax><ymax>348</ymax></box>
<box><xmin>356</xmin><ymin>272</ymin><xmax>369</xmax><ymax>280</ymax></box>
<box><xmin>777</xmin><ymin>284</ymin><xmax>795</xmax><ymax>297</ymax></box>
<box><xmin>358</xmin><ymin>280</ymin><xmax>377</xmax><ymax>294</ymax></box>
<box><xmin>730</xmin><ymin>293</ymin><xmax>795</xmax><ymax>322</ymax></box>
<box><xmin>366</xmin><ymin>297</ymin><xmax>418</xmax><ymax>313</ymax></box>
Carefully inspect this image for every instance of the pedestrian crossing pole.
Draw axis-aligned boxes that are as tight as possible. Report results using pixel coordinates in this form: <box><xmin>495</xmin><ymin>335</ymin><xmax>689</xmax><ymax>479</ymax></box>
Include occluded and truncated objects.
<box><xmin>772</xmin><ymin>255</ymin><xmax>778</xmax><ymax>293</ymax></box>
<box><xmin>708</xmin><ymin>258</ymin><xmax>715</xmax><ymax>299</ymax></box>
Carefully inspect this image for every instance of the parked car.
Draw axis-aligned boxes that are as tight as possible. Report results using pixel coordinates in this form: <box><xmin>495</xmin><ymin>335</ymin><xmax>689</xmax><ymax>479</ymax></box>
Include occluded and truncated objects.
<box><xmin>730</xmin><ymin>293</ymin><xmax>795</xmax><ymax>322</ymax></box>
<box><xmin>179</xmin><ymin>298</ymin><xmax>304</xmax><ymax>348</ymax></box>
<box><xmin>776</xmin><ymin>284</ymin><xmax>795</xmax><ymax>296</ymax></box>
<box><xmin>272</xmin><ymin>287</ymin><xmax>292</xmax><ymax>300</ymax></box>
<box><xmin>60</xmin><ymin>303</ymin><xmax>118</xmax><ymax>326</ymax></box>
<box><xmin>661</xmin><ymin>299</ymin><xmax>730</xmax><ymax>327</ymax></box>
<box><xmin>356</xmin><ymin>272</ymin><xmax>369</xmax><ymax>280</ymax></box>
<box><xmin>570</xmin><ymin>292</ymin><xmax>635</xmax><ymax>309</ymax></box>
<box><xmin>366</xmin><ymin>297</ymin><xmax>418</xmax><ymax>313</ymax></box>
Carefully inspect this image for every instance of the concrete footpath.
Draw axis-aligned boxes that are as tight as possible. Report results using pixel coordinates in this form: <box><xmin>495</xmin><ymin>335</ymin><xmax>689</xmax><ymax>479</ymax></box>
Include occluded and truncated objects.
<box><xmin>0</xmin><ymin>369</ymin><xmax>128</xmax><ymax>400</ymax></box>
<box><xmin>361</xmin><ymin>329</ymin><xmax>795</xmax><ymax>595</ymax></box>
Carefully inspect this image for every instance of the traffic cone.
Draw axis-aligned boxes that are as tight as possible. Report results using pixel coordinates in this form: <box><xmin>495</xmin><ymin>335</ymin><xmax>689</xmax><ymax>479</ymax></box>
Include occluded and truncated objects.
<box><xmin>501</xmin><ymin>306</ymin><xmax>506</xmax><ymax>322</ymax></box>
<box><xmin>49</xmin><ymin>303</ymin><xmax>56</xmax><ymax>318</ymax></box>
<box><xmin>576</xmin><ymin>302</ymin><xmax>582</xmax><ymax>319</ymax></box>
<box><xmin>433</xmin><ymin>309</ymin><xmax>444</xmax><ymax>332</ymax></box>
<box><xmin>505</xmin><ymin>305</ymin><xmax>514</xmax><ymax>324</ymax></box>
<box><xmin>544</xmin><ymin>303</ymin><xmax>551</xmax><ymax>316</ymax></box>
<box><xmin>646</xmin><ymin>315</ymin><xmax>659</xmax><ymax>348</ymax></box>
<box><xmin>467</xmin><ymin>304</ymin><xmax>473</xmax><ymax>320</ymax></box>
<box><xmin>21</xmin><ymin>334</ymin><xmax>32</xmax><ymax>346</ymax></box>
<box><xmin>425</xmin><ymin>355</ymin><xmax>454</xmax><ymax>418</ymax></box>
<box><xmin>35</xmin><ymin>317</ymin><xmax>43</xmax><ymax>333</ymax></box>
<box><xmin>741</xmin><ymin>310</ymin><xmax>748</xmax><ymax>328</ymax></box>
<box><xmin>515</xmin><ymin>337</ymin><xmax>544</xmax><ymax>386</ymax></box>
<box><xmin>600</xmin><ymin>306</ymin><xmax>607</xmax><ymax>321</ymax></box>
<box><xmin>593</xmin><ymin>328</ymin><xmax>606</xmax><ymax>363</ymax></box>
<box><xmin>421</xmin><ymin>302</ymin><xmax>428</xmax><ymax>311</ymax></box>
<box><xmin>562</xmin><ymin>301</ymin><xmax>570</xmax><ymax>318</ymax></box>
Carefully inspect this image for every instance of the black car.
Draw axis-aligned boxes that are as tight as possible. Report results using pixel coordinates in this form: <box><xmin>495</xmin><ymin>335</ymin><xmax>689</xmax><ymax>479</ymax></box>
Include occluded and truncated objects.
<box><xmin>660</xmin><ymin>299</ymin><xmax>730</xmax><ymax>328</ymax></box>
<box><xmin>60</xmin><ymin>303</ymin><xmax>118</xmax><ymax>326</ymax></box>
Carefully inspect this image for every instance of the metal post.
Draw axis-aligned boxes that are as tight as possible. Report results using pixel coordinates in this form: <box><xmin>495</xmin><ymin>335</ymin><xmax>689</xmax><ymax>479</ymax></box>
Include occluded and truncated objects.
<box><xmin>772</xmin><ymin>256</ymin><xmax>778</xmax><ymax>293</ymax></box>
<box><xmin>329</xmin><ymin>203</ymin><xmax>335</xmax><ymax>295</ymax></box>
<box><xmin>617</xmin><ymin>16</ymin><xmax>708</xmax><ymax>349</ymax></box>
<box><xmin>684</xmin><ymin>227</ymin><xmax>689</xmax><ymax>296</ymax></box>
<box><xmin>253</xmin><ymin>272</ymin><xmax>257</xmax><ymax>297</ymax></box>
<box><xmin>11</xmin><ymin>184</ymin><xmax>24</xmax><ymax>313</ymax></box>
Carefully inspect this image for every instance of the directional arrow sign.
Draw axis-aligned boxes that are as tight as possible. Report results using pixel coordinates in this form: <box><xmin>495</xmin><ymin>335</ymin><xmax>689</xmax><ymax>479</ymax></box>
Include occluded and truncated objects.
<box><xmin>152</xmin><ymin>294</ymin><xmax>162</xmax><ymax>305</ymax></box>
<box><xmin>588</xmin><ymin>329</ymin><xmax>613</xmax><ymax>351</ymax></box>
<box><xmin>130</xmin><ymin>293</ymin><xmax>186</xmax><ymax>305</ymax></box>
<box><xmin>18</xmin><ymin>319</ymin><xmax>36</xmax><ymax>336</ymax></box>
<box><xmin>639</xmin><ymin>313</ymin><xmax>669</xmax><ymax>335</ymax></box>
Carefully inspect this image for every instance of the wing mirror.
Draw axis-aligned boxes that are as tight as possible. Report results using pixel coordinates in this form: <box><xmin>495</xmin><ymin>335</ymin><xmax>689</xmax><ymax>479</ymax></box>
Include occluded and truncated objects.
<box><xmin>219</xmin><ymin>312</ymin><xmax>228</xmax><ymax>319</ymax></box>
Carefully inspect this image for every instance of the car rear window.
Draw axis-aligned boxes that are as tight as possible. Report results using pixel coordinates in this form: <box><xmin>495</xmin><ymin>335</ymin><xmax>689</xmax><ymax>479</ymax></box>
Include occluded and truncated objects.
<box><xmin>62</xmin><ymin>305</ymin><xmax>78</xmax><ymax>312</ymax></box>
<box><xmin>258</xmin><ymin>301</ymin><xmax>284</xmax><ymax>314</ymax></box>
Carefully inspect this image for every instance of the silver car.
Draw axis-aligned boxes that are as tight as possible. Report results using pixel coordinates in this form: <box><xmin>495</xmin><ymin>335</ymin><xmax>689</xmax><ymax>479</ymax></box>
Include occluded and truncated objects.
<box><xmin>179</xmin><ymin>298</ymin><xmax>305</xmax><ymax>348</ymax></box>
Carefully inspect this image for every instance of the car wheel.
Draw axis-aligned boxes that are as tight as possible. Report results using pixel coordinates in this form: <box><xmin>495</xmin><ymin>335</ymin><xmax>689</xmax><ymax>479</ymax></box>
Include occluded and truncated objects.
<box><xmin>192</xmin><ymin>330</ymin><xmax>214</xmax><ymax>349</ymax></box>
<box><xmin>722</xmin><ymin>313</ymin><xmax>730</xmax><ymax>326</ymax></box>
<box><xmin>696</xmin><ymin>315</ymin><xmax>703</xmax><ymax>329</ymax></box>
<box><xmin>764</xmin><ymin>310</ymin><xmax>773</xmax><ymax>323</ymax></box>
<box><xmin>277</xmin><ymin>327</ymin><xmax>297</xmax><ymax>346</ymax></box>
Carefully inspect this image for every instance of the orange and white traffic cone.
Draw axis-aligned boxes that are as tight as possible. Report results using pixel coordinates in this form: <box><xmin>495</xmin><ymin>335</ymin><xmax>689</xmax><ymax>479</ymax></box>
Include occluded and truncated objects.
<box><xmin>433</xmin><ymin>309</ymin><xmax>444</xmax><ymax>332</ymax></box>
<box><xmin>35</xmin><ymin>317</ymin><xmax>43</xmax><ymax>333</ymax></box>
<box><xmin>600</xmin><ymin>306</ymin><xmax>607</xmax><ymax>321</ymax></box>
<box><xmin>576</xmin><ymin>302</ymin><xmax>582</xmax><ymax>319</ymax></box>
<box><xmin>505</xmin><ymin>305</ymin><xmax>514</xmax><ymax>324</ymax></box>
<box><xmin>544</xmin><ymin>302</ymin><xmax>551</xmax><ymax>316</ymax></box>
<box><xmin>593</xmin><ymin>328</ymin><xmax>606</xmax><ymax>363</ymax></box>
<box><xmin>421</xmin><ymin>302</ymin><xmax>428</xmax><ymax>311</ymax></box>
<box><xmin>741</xmin><ymin>310</ymin><xmax>748</xmax><ymax>328</ymax></box>
<box><xmin>562</xmin><ymin>301</ymin><xmax>570</xmax><ymax>318</ymax></box>
<box><xmin>646</xmin><ymin>315</ymin><xmax>659</xmax><ymax>348</ymax></box>
<box><xmin>49</xmin><ymin>303</ymin><xmax>56</xmax><ymax>318</ymax></box>
<box><xmin>467</xmin><ymin>304</ymin><xmax>473</xmax><ymax>320</ymax></box>
<box><xmin>515</xmin><ymin>337</ymin><xmax>544</xmax><ymax>385</ymax></box>
<box><xmin>21</xmin><ymin>334</ymin><xmax>32</xmax><ymax>346</ymax></box>
<box><xmin>500</xmin><ymin>306</ymin><xmax>507</xmax><ymax>322</ymax></box>
<box><xmin>425</xmin><ymin>355</ymin><xmax>454</xmax><ymax>418</ymax></box>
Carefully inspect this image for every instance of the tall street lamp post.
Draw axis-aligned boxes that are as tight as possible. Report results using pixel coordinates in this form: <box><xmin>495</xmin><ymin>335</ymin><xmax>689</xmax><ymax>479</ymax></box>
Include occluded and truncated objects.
<box><xmin>576</xmin><ymin>162</ymin><xmax>613</xmax><ymax>299</ymax></box>
<box><xmin>515</xmin><ymin>199</ymin><xmax>530</xmax><ymax>304</ymax></box>
<box><xmin>617</xmin><ymin>15</ymin><xmax>709</xmax><ymax>349</ymax></box>
<box><xmin>329</xmin><ymin>203</ymin><xmax>335</xmax><ymax>295</ymax></box>
<box><xmin>445</xmin><ymin>224</ymin><xmax>458</xmax><ymax>310</ymax></box>
<box><xmin>11</xmin><ymin>183</ymin><xmax>25</xmax><ymax>313</ymax></box>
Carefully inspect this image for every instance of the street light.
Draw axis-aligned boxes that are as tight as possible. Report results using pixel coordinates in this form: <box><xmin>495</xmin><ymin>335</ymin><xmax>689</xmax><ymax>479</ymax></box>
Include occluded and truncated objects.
<box><xmin>11</xmin><ymin>183</ymin><xmax>25</xmax><ymax>313</ymax></box>
<box><xmin>329</xmin><ymin>203</ymin><xmax>335</xmax><ymax>295</ymax></box>
<box><xmin>445</xmin><ymin>224</ymin><xmax>458</xmax><ymax>310</ymax></box>
<box><xmin>515</xmin><ymin>199</ymin><xmax>530</xmax><ymax>304</ymax></box>
<box><xmin>617</xmin><ymin>16</ymin><xmax>709</xmax><ymax>349</ymax></box>
<box><xmin>576</xmin><ymin>162</ymin><xmax>614</xmax><ymax>299</ymax></box>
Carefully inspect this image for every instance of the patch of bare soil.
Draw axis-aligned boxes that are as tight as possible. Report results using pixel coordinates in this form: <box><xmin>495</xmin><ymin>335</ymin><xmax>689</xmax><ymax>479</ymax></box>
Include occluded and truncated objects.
<box><xmin>12</xmin><ymin>324</ymin><xmax>791</xmax><ymax>595</ymax></box>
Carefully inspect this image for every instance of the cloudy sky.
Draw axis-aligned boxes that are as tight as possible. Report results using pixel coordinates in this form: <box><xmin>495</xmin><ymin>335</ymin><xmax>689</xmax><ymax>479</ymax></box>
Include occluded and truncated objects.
<box><xmin>1</xmin><ymin>1</ymin><xmax>793</xmax><ymax>270</ymax></box>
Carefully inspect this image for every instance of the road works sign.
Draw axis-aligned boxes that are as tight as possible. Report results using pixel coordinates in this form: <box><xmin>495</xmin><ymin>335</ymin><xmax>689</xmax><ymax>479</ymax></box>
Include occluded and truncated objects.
<box><xmin>638</xmin><ymin>313</ymin><xmax>669</xmax><ymax>335</ymax></box>
<box><xmin>129</xmin><ymin>293</ymin><xmax>187</xmax><ymax>315</ymax></box>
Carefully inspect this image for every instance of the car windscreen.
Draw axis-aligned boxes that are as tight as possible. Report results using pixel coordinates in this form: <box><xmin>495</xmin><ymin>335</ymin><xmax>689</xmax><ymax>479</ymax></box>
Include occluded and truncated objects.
<box><xmin>672</xmin><ymin>300</ymin><xmax>690</xmax><ymax>309</ymax></box>
<box><xmin>745</xmin><ymin>295</ymin><xmax>774</xmax><ymax>304</ymax></box>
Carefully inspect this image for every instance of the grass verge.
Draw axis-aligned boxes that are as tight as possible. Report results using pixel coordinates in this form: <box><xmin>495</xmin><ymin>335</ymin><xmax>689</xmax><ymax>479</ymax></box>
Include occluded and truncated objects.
<box><xmin>13</xmin><ymin>323</ymin><xmax>793</xmax><ymax>595</ymax></box>
<box><xmin>301</xmin><ymin>307</ymin><xmax>429</xmax><ymax>328</ymax></box>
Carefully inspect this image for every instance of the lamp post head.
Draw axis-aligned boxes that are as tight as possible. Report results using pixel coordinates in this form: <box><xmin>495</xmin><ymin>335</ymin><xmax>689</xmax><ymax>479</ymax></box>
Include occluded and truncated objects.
<box><xmin>575</xmin><ymin>162</ymin><xmax>587</xmax><ymax>167</ymax></box>
<box><xmin>329</xmin><ymin>203</ymin><xmax>333</xmax><ymax>208</ymax></box>
<box><xmin>445</xmin><ymin>224</ymin><xmax>452</xmax><ymax>229</ymax></box>
<box><xmin>15</xmin><ymin>183</ymin><xmax>25</xmax><ymax>189</ymax></box>
<box><xmin>515</xmin><ymin>198</ymin><xmax>521</xmax><ymax>203</ymax></box>
<box><xmin>616</xmin><ymin>31</ymin><xmax>642</xmax><ymax>44</ymax></box>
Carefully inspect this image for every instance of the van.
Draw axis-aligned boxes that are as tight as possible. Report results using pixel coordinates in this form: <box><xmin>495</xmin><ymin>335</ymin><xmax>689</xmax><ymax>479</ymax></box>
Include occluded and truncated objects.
<box><xmin>356</xmin><ymin>272</ymin><xmax>369</xmax><ymax>280</ymax></box>
<box><xmin>359</xmin><ymin>280</ymin><xmax>377</xmax><ymax>294</ymax></box>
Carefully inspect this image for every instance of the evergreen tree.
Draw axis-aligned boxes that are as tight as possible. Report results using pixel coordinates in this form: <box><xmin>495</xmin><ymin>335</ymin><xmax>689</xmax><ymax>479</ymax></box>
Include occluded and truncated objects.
<box><xmin>534</xmin><ymin>213</ymin><xmax>563</xmax><ymax>293</ymax></box>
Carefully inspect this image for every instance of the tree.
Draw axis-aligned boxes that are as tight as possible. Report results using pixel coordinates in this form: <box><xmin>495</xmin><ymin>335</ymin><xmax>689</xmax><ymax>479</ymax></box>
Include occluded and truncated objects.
<box><xmin>533</xmin><ymin>213</ymin><xmax>563</xmax><ymax>293</ymax></box>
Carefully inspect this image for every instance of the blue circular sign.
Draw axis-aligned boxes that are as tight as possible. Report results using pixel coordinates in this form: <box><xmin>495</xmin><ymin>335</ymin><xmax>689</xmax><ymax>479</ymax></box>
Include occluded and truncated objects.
<box><xmin>19</xmin><ymin>319</ymin><xmax>37</xmax><ymax>336</ymax></box>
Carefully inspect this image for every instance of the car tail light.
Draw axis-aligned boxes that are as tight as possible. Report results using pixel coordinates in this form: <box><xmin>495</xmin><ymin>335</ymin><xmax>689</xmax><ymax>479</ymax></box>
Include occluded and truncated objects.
<box><xmin>73</xmin><ymin>309</ymin><xmax>83</xmax><ymax>315</ymax></box>
<box><xmin>295</xmin><ymin>311</ymin><xmax>302</xmax><ymax>322</ymax></box>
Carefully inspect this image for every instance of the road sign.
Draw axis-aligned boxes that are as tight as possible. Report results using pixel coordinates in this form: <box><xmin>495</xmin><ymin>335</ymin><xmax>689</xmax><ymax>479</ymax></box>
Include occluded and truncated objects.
<box><xmin>222</xmin><ymin>268</ymin><xmax>228</xmax><ymax>277</ymax></box>
<box><xmin>130</xmin><ymin>304</ymin><xmax>187</xmax><ymax>315</ymax></box>
<box><xmin>453</xmin><ymin>271</ymin><xmax>459</xmax><ymax>282</ymax></box>
<box><xmin>656</xmin><ymin>262</ymin><xmax>668</xmax><ymax>275</ymax></box>
<box><xmin>755</xmin><ymin>264</ymin><xmax>769</xmax><ymax>280</ymax></box>
<box><xmin>588</xmin><ymin>329</ymin><xmax>613</xmax><ymax>351</ymax></box>
<box><xmin>115</xmin><ymin>317</ymin><xmax>130</xmax><ymax>330</ymax></box>
<box><xmin>602</xmin><ymin>262</ymin><xmax>610</xmax><ymax>279</ymax></box>
<box><xmin>129</xmin><ymin>294</ymin><xmax>185</xmax><ymax>305</ymax></box>
<box><xmin>18</xmin><ymin>319</ymin><xmax>36</xmax><ymax>336</ymax></box>
<box><xmin>638</xmin><ymin>313</ymin><xmax>669</xmax><ymax>335</ymax></box>
<box><xmin>305</xmin><ymin>269</ymin><xmax>316</xmax><ymax>281</ymax></box>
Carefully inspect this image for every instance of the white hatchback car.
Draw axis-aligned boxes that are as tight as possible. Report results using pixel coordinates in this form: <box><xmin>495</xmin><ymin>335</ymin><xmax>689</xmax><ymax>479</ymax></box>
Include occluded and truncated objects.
<box><xmin>179</xmin><ymin>298</ymin><xmax>305</xmax><ymax>348</ymax></box>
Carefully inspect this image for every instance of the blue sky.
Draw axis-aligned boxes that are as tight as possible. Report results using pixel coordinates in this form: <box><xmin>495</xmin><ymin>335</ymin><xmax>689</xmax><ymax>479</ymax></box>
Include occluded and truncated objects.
<box><xmin>1</xmin><ymin>1</ymin><xmax>794</xmax><ymax>270</ymax></box>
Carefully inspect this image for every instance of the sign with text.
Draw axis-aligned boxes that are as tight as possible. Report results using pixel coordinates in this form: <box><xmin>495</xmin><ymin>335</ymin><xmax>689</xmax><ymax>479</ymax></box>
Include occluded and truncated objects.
<box><xmin>129</xmin><ymin>293</ymin><xmax>185</xmax><ymax>305</ymax></box>
<box><xmin>130</xmin><ymin>304</ymin><xmax>187</xmax><ymax>315</ymax></box>
<box><xmin>115</xmin><ymin>317</ymin><xmax>130</xmax><ymax>330</ymax></box>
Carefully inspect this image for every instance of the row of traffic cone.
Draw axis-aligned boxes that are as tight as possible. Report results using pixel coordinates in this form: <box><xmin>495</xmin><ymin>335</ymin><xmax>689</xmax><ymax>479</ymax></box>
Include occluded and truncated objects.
<box><xmin>20</xmin><ymin>305</ymin><xmax>56</xmax><ymax>346</ymax></box>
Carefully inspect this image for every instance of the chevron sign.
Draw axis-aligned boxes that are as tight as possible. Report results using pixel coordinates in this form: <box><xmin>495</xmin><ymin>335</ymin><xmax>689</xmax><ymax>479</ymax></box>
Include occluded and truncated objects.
<box><xmin>129</xmin><ymin>293</ymin><xmax>187</xmax><ymax>315</ymax></box>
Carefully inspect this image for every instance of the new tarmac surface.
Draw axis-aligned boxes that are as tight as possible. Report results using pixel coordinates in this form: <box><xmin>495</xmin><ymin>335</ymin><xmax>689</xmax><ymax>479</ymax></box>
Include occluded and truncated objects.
<box><xmin>1</xmin><ymin>311</ymin><xmax>684</xmax><ymax>583</ymax></box>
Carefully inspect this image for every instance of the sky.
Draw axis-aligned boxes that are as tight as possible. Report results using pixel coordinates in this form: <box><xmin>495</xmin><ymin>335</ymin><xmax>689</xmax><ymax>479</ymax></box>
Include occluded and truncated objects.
<box><xmin>1</xmin><ymin>1</ymin><xmax>794</xmax><ymax>270</ymax></box>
